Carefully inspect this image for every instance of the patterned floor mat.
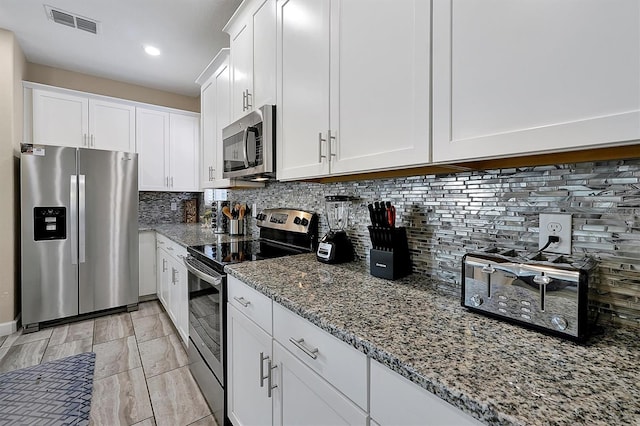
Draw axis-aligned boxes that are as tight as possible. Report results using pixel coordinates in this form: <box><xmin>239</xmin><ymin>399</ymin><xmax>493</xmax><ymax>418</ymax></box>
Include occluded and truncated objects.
<box><xmin>0</xmin><ymin>352</ymin><xmax>95</xmax><ymax>425</ymax></box>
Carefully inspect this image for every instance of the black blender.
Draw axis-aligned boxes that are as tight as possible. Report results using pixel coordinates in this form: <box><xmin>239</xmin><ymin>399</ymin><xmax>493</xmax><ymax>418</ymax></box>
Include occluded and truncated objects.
<box><xmin>316</xmin><ymin>195</ymin><xmax>354</xmax><ymax>264</ymax></box>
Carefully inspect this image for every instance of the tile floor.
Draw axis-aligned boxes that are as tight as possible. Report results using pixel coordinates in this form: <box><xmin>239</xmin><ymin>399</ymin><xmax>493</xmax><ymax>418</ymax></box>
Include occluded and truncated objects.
<box><xmin>0</xmin><ymin>300</ymin><xmax>217</xmax><ymax>426</ymax></box>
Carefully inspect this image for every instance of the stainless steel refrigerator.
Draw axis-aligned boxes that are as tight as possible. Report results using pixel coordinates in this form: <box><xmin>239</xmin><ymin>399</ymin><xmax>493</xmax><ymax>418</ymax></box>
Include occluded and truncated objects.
<box><xmin>21</xmin><ymin>144</ymin><xmax>139</xmax><ymax>332</ymax></box>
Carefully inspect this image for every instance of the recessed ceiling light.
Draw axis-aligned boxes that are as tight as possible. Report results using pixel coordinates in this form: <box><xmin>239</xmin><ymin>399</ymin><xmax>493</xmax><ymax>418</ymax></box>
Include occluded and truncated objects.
<box><xmin>144</xmin><ymin>45</ymin><xmax>161</xmax><ymax>56</ymax></box>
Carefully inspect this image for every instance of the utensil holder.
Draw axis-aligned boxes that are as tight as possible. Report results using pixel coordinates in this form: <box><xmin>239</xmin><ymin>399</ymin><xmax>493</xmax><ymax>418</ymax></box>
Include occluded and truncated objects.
<box><xmin>368</xmin><ymin>226</ymin><xmax>410</xmax><ymax>280</ymax></box>
<box><xmin>229</xmin><ymin>219</ymin><xmax>244</xmax><ymax>236</ymax></box>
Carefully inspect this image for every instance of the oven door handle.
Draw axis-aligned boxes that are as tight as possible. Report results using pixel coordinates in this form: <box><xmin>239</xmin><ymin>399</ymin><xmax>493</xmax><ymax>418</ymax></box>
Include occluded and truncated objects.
<box><xmin>183</xmin><ymin>256</ymin><xmax>223</xmax><ymax>287</ymax></box>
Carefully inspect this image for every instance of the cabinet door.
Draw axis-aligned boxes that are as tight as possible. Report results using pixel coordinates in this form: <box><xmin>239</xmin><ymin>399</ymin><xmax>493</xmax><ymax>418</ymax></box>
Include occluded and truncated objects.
<box><xmin>139</xmin><ymin>231</ymin><xmax>156</xmax><ymax>297</ymax></box>
<box><xmin>137</xmin><ymin>108</ymin><xmax>169</xmax><ymax>190</ymax></box>
<box><xmin>330</xmin><ymin>0</ymin><xmax>430</xmax><ymax>174</ymax></box>
<box><xmin>370</xmin><ymin>359</ymin><xmax>481</xmax><ymax>426</ymax></box>
<box><xmin>227</xmin><ymin>304</ymin><xmax>273</xmax><ymax>426</ymax></box>
<box><xmin>272</xmin><ymin>342</ymin><xmax>367</xmax><ymax>426</ymax></box>
<box><xmin>156</xmin><ymin>247</ymin><xmax>171</xmax><ymax>312</ymax></box>
<box><xmin>169</xmin><ymin>255</ymin><xmax>189</xmax><ymax>343</ymax></box>
<box><xmin>252</xmin><ymin>0</ymin><xmax>277</xmax><ymax>108</ymax></box>
<box><xmin>214</xmin><ymin>60</ymin><xmax>232</xmax><ymax>183</ymax></box>
<box><xmin>201</xmin><ymin>78</ymin><xmax>217</xmax><ymax>188</ymax></box>
<box><xmin>32</xmin><ymin>89</ymin><xmax>88</xmax><ymax>147</ymax></box>
<box><xmin>277</xmin><ymin>0</ymin><xmax>331</xmax><ymax>180</ymax></box>
<box><xmin>432</xmin><ymin>0</ymin><xmax>640</xmax><ymax>162</ymax></box>
<box><xmin>89</xmin><ymin>99</ymin><xmax>136</xmax><ymax>152</ymax></box>
<box><xmin>230</xmin><ymin>20</ymin><xmax>254</xmax><ymax>120</ymax></box>
<box><xmin>169</xmin><ymin>113</ymin><xmax>200</xmax><ymax>191</ymax></box>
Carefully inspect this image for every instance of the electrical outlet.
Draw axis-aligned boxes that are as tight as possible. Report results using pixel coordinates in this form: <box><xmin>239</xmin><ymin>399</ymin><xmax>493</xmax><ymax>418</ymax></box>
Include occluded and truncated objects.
<box><xmin>539</xmin><ymin>213</ymin><xmax>572</xmax><ymax>254</ymax></box>
<box><xmin>170</xmin><ymin>202</ymin><xmax>177</xmax><ymax>211</ymax></box>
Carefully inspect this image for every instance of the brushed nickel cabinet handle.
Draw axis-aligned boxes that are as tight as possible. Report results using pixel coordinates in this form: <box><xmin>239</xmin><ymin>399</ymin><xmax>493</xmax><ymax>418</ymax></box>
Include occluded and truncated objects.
<box><xmin>328</xmin><ymin>130</ymin><xmax>336</xmax><ymax>158</ymax></box>
<box><xmin>260</xmin><ymin>352</ymin><xmax>268</xmax><ymax>388</ymax></box>
<box><xmin>289</xmin><ymin>337</ymin><xmax>319</xmax><ymax>359</ymax></box>
<box><xmin>267</xmin><ymin>359</ymin><xmax>277</xmax><ymax>398</ymax></box>
<box><xmin>318</xmin><ymin>133</ymin><xmax>327</xmax><ymax>162</ymax></box>
<box><xmin>233</xmin><ymin>296</ymin><xmax>251</xmax><ymax>307</ymax></box>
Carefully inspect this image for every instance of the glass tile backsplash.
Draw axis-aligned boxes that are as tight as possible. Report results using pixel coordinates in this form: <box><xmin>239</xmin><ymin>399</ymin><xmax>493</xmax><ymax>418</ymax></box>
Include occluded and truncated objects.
<box><xmin>229</xmin><ymin>159</ymin><xmax>640</xmax><ymax>327</ymax></box>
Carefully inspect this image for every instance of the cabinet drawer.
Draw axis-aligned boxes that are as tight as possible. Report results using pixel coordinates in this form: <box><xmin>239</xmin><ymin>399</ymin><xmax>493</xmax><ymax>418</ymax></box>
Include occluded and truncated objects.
<box><xmin>370</xmin><ymin>359</ymin><xmax>482</xmax><ymax>426</ymax></box>
<box><xmin>156</xmin><ymin>233</ymin><xmax>187</xmax><ymax>259</ymax></box>
<box><xmin>273</xmin><ymin>302</ymin><xmax>367</xmax><ymax>410</ymax></box>
<box><xmin>227</xmin><ymin>275</ymin><xmax>272</xmax><ymax>334</ymax></box>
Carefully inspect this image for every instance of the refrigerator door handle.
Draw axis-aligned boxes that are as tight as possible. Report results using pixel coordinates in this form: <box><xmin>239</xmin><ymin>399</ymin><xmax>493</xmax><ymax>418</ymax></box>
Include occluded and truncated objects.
<box><xmin>79</xmin><ymin>174</ymin><xmax>86</xmax><ymax>263</ymax></box>
<box><xmin>70</xmin><ymin>175</ymin><xmax>78</xmax><ymax>265</ymax></box>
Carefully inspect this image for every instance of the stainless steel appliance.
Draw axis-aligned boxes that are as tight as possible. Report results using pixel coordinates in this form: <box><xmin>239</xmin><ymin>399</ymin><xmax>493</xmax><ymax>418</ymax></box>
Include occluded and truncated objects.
<box><xmin>462</xmin><ymin>249</ymin><xmax>598</xmax><ymax>341</ymax></box>
<box><xmin>222</xmin><ymin>105</ymin><xmax>275</xmax><ymax>180</ymax></box>
<box><xmin>20</xmin><ymin>144</ymin><xmax>139</xmax><ymax>332</ymax></box>
<box><xmin>184</xmin><ymin>208</ymin><xmax>317</xmax><ymax>425</ymax></box>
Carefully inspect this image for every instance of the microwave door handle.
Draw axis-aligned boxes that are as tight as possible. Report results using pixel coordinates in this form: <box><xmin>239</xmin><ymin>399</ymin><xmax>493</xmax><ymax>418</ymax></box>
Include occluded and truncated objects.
<box><xmin>246</xmin><ymin>126</ymin><xmax>259</xmax><ymax>166</ymax></box>
<box><xmin>242</xmin><ymin>128</ymin><xmax>250</xmax><ymax>168</ymax></box>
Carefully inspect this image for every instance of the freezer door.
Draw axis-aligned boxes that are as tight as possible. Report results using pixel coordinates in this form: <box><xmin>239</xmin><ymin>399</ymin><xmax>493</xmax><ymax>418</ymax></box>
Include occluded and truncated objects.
<box><xmin>21</xmin><ymin>145</ymin><xmax>79</xmax><ymax>326</ymax></box>
<box><xmin>78</xmin><ymin>149</ymin><xmax>139</xmax><ymax>313</ymax></box>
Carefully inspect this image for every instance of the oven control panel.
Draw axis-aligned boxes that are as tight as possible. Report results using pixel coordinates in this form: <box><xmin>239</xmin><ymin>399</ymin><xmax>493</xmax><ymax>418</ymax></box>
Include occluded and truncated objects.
<box><xmin>256</xmin><ymin>208</ymin><xmax>317</xmax><ymax>234</ymax></box>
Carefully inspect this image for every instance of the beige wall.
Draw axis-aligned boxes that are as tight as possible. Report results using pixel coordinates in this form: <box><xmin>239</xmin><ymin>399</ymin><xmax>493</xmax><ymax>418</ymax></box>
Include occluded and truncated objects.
<box><xmin>0</xmin><ymin>29</ymin><xmax>26</xmax><ymax>326</ymax></box>
<box><xmin>26</xmin><ymin>63</ymin><xmax>200</xmax><ymax>112</ymax></box>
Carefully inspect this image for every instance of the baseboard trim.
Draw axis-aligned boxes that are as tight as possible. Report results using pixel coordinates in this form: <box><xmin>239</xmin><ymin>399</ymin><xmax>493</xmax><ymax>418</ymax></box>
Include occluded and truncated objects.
<box><xmin>0</xmin><ymin>313</ymin><xmax>21</xmax><ymax>337</ymax></box>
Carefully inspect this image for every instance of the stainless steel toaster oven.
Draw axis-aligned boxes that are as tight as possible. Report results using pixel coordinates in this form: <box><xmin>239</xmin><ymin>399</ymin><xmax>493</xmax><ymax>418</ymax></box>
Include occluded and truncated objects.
<box><xmin>462</xmin><ymin>250</ymin><xmax>598</xmax><ymax>341</ymax></box>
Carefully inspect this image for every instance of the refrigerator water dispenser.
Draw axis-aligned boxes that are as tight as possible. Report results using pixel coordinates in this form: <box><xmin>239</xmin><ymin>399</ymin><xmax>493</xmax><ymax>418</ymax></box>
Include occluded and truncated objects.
<box><xmin>33</xmin><ymin>207</ymin><xmax>66</xmax><ymax>240</ymax></box>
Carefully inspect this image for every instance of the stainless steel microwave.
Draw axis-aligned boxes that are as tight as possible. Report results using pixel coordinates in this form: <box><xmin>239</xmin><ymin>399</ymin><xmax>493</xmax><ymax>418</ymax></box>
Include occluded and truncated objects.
<box><xmin>222</xmin><ymin>105</ymin><xmax>276</xmax><ymax>180</ymax></box>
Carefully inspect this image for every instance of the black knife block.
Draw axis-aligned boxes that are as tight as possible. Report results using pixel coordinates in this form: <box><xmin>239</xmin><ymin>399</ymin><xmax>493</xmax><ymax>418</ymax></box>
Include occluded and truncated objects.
<box><xmin>368</xmin><ymin>226</ymin><xmax>411</xmax><ymax>280</ymax></box>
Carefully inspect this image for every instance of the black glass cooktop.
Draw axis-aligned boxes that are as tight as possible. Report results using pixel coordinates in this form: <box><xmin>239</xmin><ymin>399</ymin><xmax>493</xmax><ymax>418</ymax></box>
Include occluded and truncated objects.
<box><xmin>188</xmin><ymin>239</ymin><xmax>309</xmax><ymax>272</ymax></box>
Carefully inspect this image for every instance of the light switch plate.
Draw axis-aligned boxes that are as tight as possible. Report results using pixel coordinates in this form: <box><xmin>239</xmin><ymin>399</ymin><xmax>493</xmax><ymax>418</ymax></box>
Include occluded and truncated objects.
<box><xmin>539</xmin><ymin>213</ymin><xmax>572</xmax><ymax>254</ymax></box>
<box><xmin>170</xmin><ymin>202</ymin><xmax>177</xmax><ymax>211</ymax></box>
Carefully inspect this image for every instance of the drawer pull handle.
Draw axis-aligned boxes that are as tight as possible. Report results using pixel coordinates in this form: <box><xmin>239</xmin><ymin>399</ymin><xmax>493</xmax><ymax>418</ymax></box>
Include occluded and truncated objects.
<box><xmin>289</xmin><ymin>337</ymin><xmax>319</xmax><ymax>360</ymax></box>
<box><xmin>233</xmin><ymin>296</ymin><xmax>251</xmax><ymax>307</ymax></box>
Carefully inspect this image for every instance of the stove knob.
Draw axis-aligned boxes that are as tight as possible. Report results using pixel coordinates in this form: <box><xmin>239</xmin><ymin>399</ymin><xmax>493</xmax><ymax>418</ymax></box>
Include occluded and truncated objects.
<box><xmin>470</xmin><ymin>294</ymin><xmax>483</xmax><ymax>307</ymax></box>
<box><xmin>551</xmin><ymin>315</ymin><xmax>568</xmax><ymax>331</ymax></box>
<box><xmin>294</xmin><ymin>217</ymin><xmax>302</xmax><ymax>225</ymax></box>
<box><xmin>300</xmin><ymin>218</ymin><xmax>309</xmax><ymax>226</ymax></box>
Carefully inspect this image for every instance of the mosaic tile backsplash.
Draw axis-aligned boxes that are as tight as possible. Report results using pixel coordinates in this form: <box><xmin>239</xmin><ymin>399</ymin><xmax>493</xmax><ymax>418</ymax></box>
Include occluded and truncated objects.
<box><xmin>229</xmin><ymin>159</ymin><xmax>640</xmax><ymax>327</ymax></box>
<box><xmin>139</xmin><ymin>192</ymin><xmax>204</xmax><ymax>225</ymax></box>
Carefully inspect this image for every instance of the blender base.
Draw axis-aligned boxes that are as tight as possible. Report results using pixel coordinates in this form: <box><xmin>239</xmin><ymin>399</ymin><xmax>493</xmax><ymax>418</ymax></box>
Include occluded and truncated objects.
<box><xmin>316</xmin><ymin>231</ymin><xmax>354</xmax><ymax>264</ymax></box>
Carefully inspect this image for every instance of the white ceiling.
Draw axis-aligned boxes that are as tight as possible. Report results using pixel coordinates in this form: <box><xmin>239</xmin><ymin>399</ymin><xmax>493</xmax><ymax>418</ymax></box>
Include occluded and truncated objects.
<box><xmin>0</xmin><ymin>0</ymin><xmax>242</xmax><ymax>97</ymax></box>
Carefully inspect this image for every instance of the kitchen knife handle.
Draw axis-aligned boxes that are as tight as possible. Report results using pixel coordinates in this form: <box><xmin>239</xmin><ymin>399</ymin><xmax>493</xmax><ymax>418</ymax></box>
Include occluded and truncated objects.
<box><xmin>70</xmin><ymin>175</ymin><xmax>78</xmax><ymax>265</ymax></box>
<box><xmin>78</xmin><ymin>175</ymin><xmax>86</xmax><ymax>263</ymax></box>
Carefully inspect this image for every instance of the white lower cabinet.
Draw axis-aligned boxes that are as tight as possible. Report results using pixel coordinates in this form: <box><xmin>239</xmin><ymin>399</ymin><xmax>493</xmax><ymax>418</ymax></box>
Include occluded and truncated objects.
<box><xmin>272</xmin><ymin>341</ymin><xmax>367</xmax><ymax>425</ymax></box>
<box><xmin>227</xmin><ymin>304</ymin><xmax>274</xmax><ymax>426</ymax></box>
<box><xmin>138</xmin><ymin>231</ymin><xmax>156</xmax><ymax>297</ymax></box>
<box><xmin>227</xmin><ymin>276</ymin><xmax>480</xmax><ymax>426</ymax></box>
<box><xmin>370</xmin><ymin>359</ymin><xmax>482</xmax><ymax>426</ymax></box>
<box><xmin>155</xmin><ymin>233</ymin><xmax>188</xmax><ymax>343</ymax></box>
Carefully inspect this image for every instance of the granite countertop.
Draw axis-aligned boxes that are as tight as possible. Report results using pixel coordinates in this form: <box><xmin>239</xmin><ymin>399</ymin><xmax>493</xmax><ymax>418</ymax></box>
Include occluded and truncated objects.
<box><xmin>225</xmin><ymin>253</ymin><xmax>640</xmax><ymax>426</ymax></box>
<box><xmin>139</xmin><ymin>223</ymin><xmax>254</xmax><ymax>247</ymax></box>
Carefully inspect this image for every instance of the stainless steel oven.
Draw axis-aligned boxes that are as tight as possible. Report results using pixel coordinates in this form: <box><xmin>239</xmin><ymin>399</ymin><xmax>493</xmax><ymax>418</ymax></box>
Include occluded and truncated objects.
<box><xmin>185</xmin><ymin>208</ymin><xmax>318</xmax><ymax>426</ymax></box>
<box><xmin>222</xmin><ymin>105</ymin><xmax>275</xmax><ymax>180</ymax></box>
<box><xmin>183</xmin><ymin>254</ymin><xmax>225</xmax><ymax>424</ymax></box>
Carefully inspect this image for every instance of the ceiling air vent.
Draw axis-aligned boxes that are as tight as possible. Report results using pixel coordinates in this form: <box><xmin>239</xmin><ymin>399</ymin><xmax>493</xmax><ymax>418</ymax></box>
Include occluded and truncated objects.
<box><xmin>44</xmin><ymin>5</ymin><xmax>100</xmax><ymax>35</ymax></box>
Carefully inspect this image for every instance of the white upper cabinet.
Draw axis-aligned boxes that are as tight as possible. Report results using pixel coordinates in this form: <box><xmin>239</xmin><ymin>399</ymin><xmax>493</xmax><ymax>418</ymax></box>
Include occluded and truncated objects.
<box><xmin>137</xmin><ymin>108</ymin><xmax>170</xmax><ymax>191</ymax></box>
<box><xmin>225</xmin><ymin>0</ymin><xmax>277</xmax><ymax>120</ymax></box>
<box><xmin>169</xmin><ymin>113</ymin><xmax>200</xmax><ymax>191</ymax></box>
<box><xmin>329</xmin><ymin>0</ymin><xmax>430</xmax><ymax>175</ymax></box>
<box><xmin>32</xmin><ymin>88</ymin><xmax>135</xmax><ymax>152</ymax></box>
<box><xmin>277</xmin><ymin>0</ymin><xmax>332</xmax><ymax>180</ymax></box>
<box><xmin>87</xmin><ymin>99</ymin><xmax>136</xmax><ymax>152</ymax></box>
<box><xmin>277</xmin><ymin>0</ymin><xmax>431</xmax><ymax>181</ymax></box>
<box><xmin>432</xmin><ymin>0</ymin><xmax>640</xmax><ymax>163</ymax></box>
<box><xmin>137</xmin><ymin>107</ymin><xmax>200</xmax><ymax>192</ymax></box>
<box><xmin>197</xmin><ymin>49</ymin><xmax>264</xmax><ymax>189</ymax></box>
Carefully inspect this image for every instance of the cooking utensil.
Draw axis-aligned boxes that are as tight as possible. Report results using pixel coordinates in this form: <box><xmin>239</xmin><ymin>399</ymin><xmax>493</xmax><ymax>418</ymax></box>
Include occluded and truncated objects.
<box><xmin>239</xmin><ymin>205</ymin><xmax>246</xmax><ymax>220</ymax></box>
<box><xmin>222</xmin><ymin>205</ymin><xmax>233</xmax><ymax>219</ymax></box>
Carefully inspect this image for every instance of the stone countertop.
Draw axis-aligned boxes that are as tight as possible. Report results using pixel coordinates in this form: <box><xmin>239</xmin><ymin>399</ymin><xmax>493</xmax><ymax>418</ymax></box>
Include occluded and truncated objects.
<box><xmin>225</xmin><ymin>253</ymin><xmax>640</xmax><ymax>426</ymax></box>
<box><xmin>139</xmin><ymin>223</ymin><xmax>254</xmax><ymax>247</ymax></box>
